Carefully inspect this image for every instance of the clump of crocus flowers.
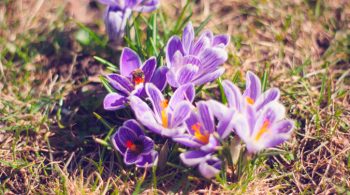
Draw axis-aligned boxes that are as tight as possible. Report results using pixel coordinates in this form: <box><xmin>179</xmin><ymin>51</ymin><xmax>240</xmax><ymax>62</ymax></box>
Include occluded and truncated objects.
<box><xmin>99</xmin><ymin>3</ymin><xmax>295</xmax><ymax>178</ymax></box>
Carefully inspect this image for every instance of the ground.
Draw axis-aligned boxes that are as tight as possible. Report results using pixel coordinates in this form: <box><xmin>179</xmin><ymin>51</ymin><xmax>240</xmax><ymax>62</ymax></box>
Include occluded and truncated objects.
<box><xmin>0</xmin><ymin>0</ymin><xmax>349</xmax><ymax>194</ymax></box>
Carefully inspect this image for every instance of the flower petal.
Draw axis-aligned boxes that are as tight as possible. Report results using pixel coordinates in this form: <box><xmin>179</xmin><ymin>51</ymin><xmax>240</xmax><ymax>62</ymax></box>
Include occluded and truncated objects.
<box><xmin>123</xmin><ymin>119</ymin><xmax>144</xmax><ymax>136</ymax></box>
<box><xmin>213</xmin><ymin>34</ymin><xmax>230</xmax><ymax>48</ymax></box>
<box><xmin>133</xmin><ymin>0</ymin><xmax>160</xmax><ymax>12</ymax></box>
<box><xmin>232</xmin><ymin>113</ymin><xmax>251</xmax><ymax>144</ymax></box>
<box><xmin>141</xmin><ymin>57</ymin><xmax>157</xmax><ymax>82</ymax></box>
<box><xmin>151</xmin><ymin>66</ymin><xmax>168</xmax><ymax>91</ymax></box>
<box><xmin>206</xmin><ymin>100</ymin><xmax>236</xmax><ymax>139</ymax></box>
<box><xmin>198</xmin><ymin>158</ymin><xmax>222</xmax><ymax>179</ymax></box>
<box><xmin>129</xmin><ymin>95</ymin><xmax>162</xmax><ymax>134</ymax></box>
<box><xmin>216</xmin><ymin>109</ymin><xmax>235</xmax><ymax>139</ymax></box>
<box><xmin>192</xmin><ymin>67</ymin><xmax>225</xmax><ymax>86</ymax></box>
<box><xmin>124</xmin><ymin>150</ymin><xmax>141</xmax><ymax>165</ymax></box>
<box><xmin>255</xmin><ymin>88</ymin><xmax>280</xmax><ymax>111</ymax></box>
<box><xmin>251</xmin><ymin>119</ymin><xmax>294</xmax><ymax>152</ymax></box>
<box><xmin>104</xmin><ymin>7</ymin><xmax>131</xmax><ymax>41</ymax></box>
<box><xmin>145</xmin><ymin>83</ymin><xmax>164</xmax><ymax>121</ymax></box>
<box><xmin>129</xmin><ymin>95</ymin><xmax>153</xmax><ymax>115</ymax></box>
<box><xmin>190</xmin><ymin>33</ymin><xmax>211</xmax><ymax>56</ymax></box>
<box><xmin>200</xmin><ymin>30</ymin><xmax>214</xmax><ymax>42</ymax></box>
<box><xmin>197</xmin><ymin>101</ymin><xmax>215</xmax><ymax>133</ymax></box>
<box><xmin>271</xmin><ymin>119</ymin><xmax>294</xmax><ymax>134</ymax></box>
<box><xmin>120</xmin><ymin>47</ymin><xmax>142</xmax><ymax>77</ymax></box>
<box><xmin>185</xmin><ymin>111</ymin><xmax>200</xmax><ymax>135</ymax></box>
<box><xmin>137</xmin><ymin>112</ymin><xmax>163</xmax><ymax>135</ymax></box>
<box><xmin>255</xmin><ymin>101</ymin><xmax>286</xmax><ymax>128</ymax></box>
<box><xmin>222</xmin><ymin>80</ymin><xmax>243</xmax><ymax>111</ymax></box>
<box><xmin>166</xmin><ymin>69</ymin><xmax>179</xmax><ymax>88</ymax></box>
<box><xmin>129</xmin><ymin>95</ymin><xmax>161</xmax><ymax>132</ymax></box>
<box><xmin>200</xmin><ymin>135</ymin><xmax>219</xmax><ymax>152</ymax></box>
<box><xmin>264</xmin><ymin>119</ymin><xmax>294</xmax><ymax>148</ymax></box>
<box><xmin>99</xmin><ymin>0</ymin><xmax>118</xmax><ymax>6</ymax></box>
<box><xmin>136</xmin><ymin>150</ymin><xmax>158</xmax><ymax>168</ymax></box>
<box><xmin>118</xmin><ymin>127</ymin><xmax>138</xmax><ymax>147</ymax></box>
<box><xmin>107</xmin><ymin>74</ymin><xmax>133</xmax><ymax>95</ymax></box>
<box><xmin>182</xmin><ymin>22</ymin><xmax>195</xmax><ymax>54</ymax></box>
<box><xmin>243</xmin><ymin>71</ymin><xmax>262</xmax><ymax>102</ymax></box>
<box><xmin>166</xmin><ymin>36</ymin><xmax>184</xmax><ymax>67</ymax></box>
<box><xmin>111</xmin><ymin>130</ymin><xmax>126</xmax><ymax>154</ymax></box>
<box><xmin>176</xmin><ymin>64</ymin><xmax>199</xmax><ymax>85</ymax></box>
<box><xmin>199</xmin><ymin>48</ymin><xmax>227</xmax><ymax>73</ymax></box>
<box><xmin>172</xmin><ymin>134</ymin><xmax>203</xmax><ymax>148</ymax></box>
<box><xmin>140</xmin><ymin>135</ymin><xmax>154</xmax><ymax>154</ymax></box>
<box><xmin>180</xmin><ymin>150</ymin><xmax>208</xmax><ymax>166</ymax></box>
<box><xmin>103</xmin><ymin>93</ymin><xmax>127</xmax><ymax>110</ymax></box>
<box><xmin>171</xmin><ymin>101</ymin><xmax>192</xmax><ymax>128</ymax></box>
<box><xmin>168</xmin><ymin>83</ymin><xmax>195</xmax><ymax>110</ymax></box>
<box><xmin>169</xmin><ymin>50</ymin><xmax>184</xmax><ymax>70</ymax></box>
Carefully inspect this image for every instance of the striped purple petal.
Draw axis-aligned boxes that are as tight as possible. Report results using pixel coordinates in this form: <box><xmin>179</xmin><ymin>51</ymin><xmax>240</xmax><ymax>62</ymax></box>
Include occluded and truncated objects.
<box><xmin>141</xmin><ymin>57</ymin><xmax>157</xmax><ymax>82</ymax></box>
<box><xmin>182</xmin><ymin>22</ymin><xmax>195</xmax><ymax>54</ymax></box>
<box><xmin>120</xmin><ymin>48</ymin><xmax>142</xmax><ymax>77</ymax></box>
<box><xmin>198</xmin><ymin>157</ymin><xmax>222</xmax><ymax>179</ymax></box>
<box><xmin>103</xmin><ymin>93</ymin><xmax>127</xmax><ymax>110</ymax></box>
<box><xmin>180</xmin><ymin>150</ymin><xmax>208</xmax><ymax>166</ymax></box>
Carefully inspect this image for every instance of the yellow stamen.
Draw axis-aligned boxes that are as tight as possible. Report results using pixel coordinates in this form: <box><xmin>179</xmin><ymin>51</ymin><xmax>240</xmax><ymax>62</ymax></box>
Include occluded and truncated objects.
<box><xmin>246</xmin><ymin>97</ymin><xmax>255</xmax><ymax>105</ymax></box>
<box><xmin>255</xmin><ymin>120</ymin><xmax>270</xmax><ymax>141</ymax></box>
<box><xmin>160</xmin><ymin>100</ymin><xmax>168</xmax><ymax>128</ymax></box>
<box><xmin>191</xmin><ymin>123</ymin><xmax>209</xmax><ymax>144</ymax></box>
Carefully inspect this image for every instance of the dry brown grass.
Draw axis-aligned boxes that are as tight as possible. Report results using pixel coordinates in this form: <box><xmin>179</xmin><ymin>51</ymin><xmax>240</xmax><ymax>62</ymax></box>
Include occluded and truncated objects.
<box><xmin>1</xmin><ymin>0</ymin><xmax>349</xmax><ymax>194</ymax></box>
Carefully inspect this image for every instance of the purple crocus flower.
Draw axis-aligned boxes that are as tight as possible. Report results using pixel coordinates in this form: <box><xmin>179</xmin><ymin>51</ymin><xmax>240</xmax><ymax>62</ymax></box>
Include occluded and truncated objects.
<box><xmin>173</xmin><ymin>100</ymin><xmax>234</xmax><ymax>178</ymax></box>
<box><xmin>232</xmin><ymin>101</ymin><xmax>294</xmax><ymax>153</ymax></box>
<box><xmin>165</xmin><ymin>22</ymin><xmax>230</xmax><ymax>88</ymax></box>
<box><xmin>173</xmin><ymin>100</ymin><xmax>235</xmax><ymax>152</ymax></box>
<box><xmin>129</xmin><ymin>83</ymin><xmax>195</xmax><ymax>137</ymax></box>
<box><xmin>111</xmin><ymin>119</ymin><xmax>158</xmax><ymax>167</ymax></box>
<box><xmin>103</xmin><ymin>47</ymin><xmax>167</xmax><ymax>111</ymax></box>
<box><xmin>99</xmin><ymin>0</ymin><xmax>160</xmax><ymax>41</ymax></box>
<box><xmin>180</xmin><ymin>150</ymin><xmax>222</xmax><ymax>179</ymax></box>
<box><xmin>222</xmin><ymin>71</ymin><xmax>280</xmax><ymax>112</ymax></box>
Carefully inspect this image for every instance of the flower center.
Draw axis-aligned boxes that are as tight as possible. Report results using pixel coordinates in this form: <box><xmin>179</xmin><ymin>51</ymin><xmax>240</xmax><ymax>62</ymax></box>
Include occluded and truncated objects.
<box><xmin>126</xmin><ymin>140</ymin><xmax>142</xmax><ymax>153</ymax></box>
<box><xmin>255</xmin><ymin>120</ymin><xmax>270</xmax><ymax>141</ymax></box>
<box><xmin>160</xmin><ymin>99</ymin><xmax>168</xmax><ymax>128</ymax></box>
<box><xmin>246</xmin><ymin>97</ymin><xmax>255</xmax><ymax>105</ymax></box>
<box><xmin>131</xmin><ymin>69</ymin><xmax>145</xmax><ymax>85</ymax></box>
<box><xmin>191</xmin><ymin>122</ymin><xmax>209</xmax><ymax>144</ymax></box>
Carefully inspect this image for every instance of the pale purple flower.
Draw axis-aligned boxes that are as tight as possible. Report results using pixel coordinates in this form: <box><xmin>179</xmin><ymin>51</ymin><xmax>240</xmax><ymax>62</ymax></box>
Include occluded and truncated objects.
<box><xmin>103</xmin><ymin>47</ymin><xmax>167</xmax><ymax>111</ymax></box>
<box><xmin>173</xmin><ymin>100</ymin><xmax>234</xmax><ymax>178</ymax></box>
<box><xmin>222</xmin><ymin>71</ymin><xmax>280</xmax><ymax>112</ymax></box>
<box><xmin>129</xmin><ymin>83</ymin><xmax>195</xmax><ymax>137</ymax></box>
<box><xmin>173</xmin><ymin>100</ymin><xmax>235</xmax><ymax>152</ymax></box>
<box><xmin>111</xmin><ymin>119</ymin><xmax>158</xmax><ymax>167</ymax></box>
<box><xmin>165</xmin><ymin>22</ymin><xmax>230</xmax><ymax>88</ymax></box>
<box><xmin>232</xmin><ymin>101</ymin><xmax>294</xmax><ymax>153</ymax></box>
<box><xmin>180</xmin><ymin>150</ymin><xmax>222</xmax><ymax>179</ymax></box>
<box><xmin>100</xmin><ymin>0</ymin><xmax>160</xmax><ymax>41</ymax></box>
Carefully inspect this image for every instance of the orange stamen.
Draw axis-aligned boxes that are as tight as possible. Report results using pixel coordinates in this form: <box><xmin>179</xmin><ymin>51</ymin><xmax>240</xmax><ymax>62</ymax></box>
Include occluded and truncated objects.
<box><xmin>126</xmin><ymin>140</ymin><xmax>137</xmax><ymax>151</ymax></box>
<box><xmin>133</xmin><ymin>77</ymin><xmax>144</xmax><ymax>85</ymax></box>
<box><xmin>191</xmin><ymin>123</ymin><xmax>209</xmax><ymax>144</ymax></box>
<box><xmin>255</xmin><ymin>120</ymin><xmax>270</xmax><ymax>141</ymax></box>
<box><xmin>131</xmin><ymin>69</ymin><xmax>145</xmax><ymax>85</ymax></box>
<box><xmin>246</xmin><ymin>97</ymin><xmax>255</xmax><ymax>105</ymax></box>
<box><xmin>160</xmin><ymin>100</ymin><xmax>169</xmax><ymax>128</ymax></box>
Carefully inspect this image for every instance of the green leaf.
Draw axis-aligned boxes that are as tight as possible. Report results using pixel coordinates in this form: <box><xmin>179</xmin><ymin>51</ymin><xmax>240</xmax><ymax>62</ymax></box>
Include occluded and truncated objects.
<box><xmin>217</xmin><ymin>77</ymin><xmax>227</xmax><ymax>104</ymax></box>
<box><xmin>94</xmin><ymin>56</ymin><xmax>118</xmax><ymax>72</ymax></box>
